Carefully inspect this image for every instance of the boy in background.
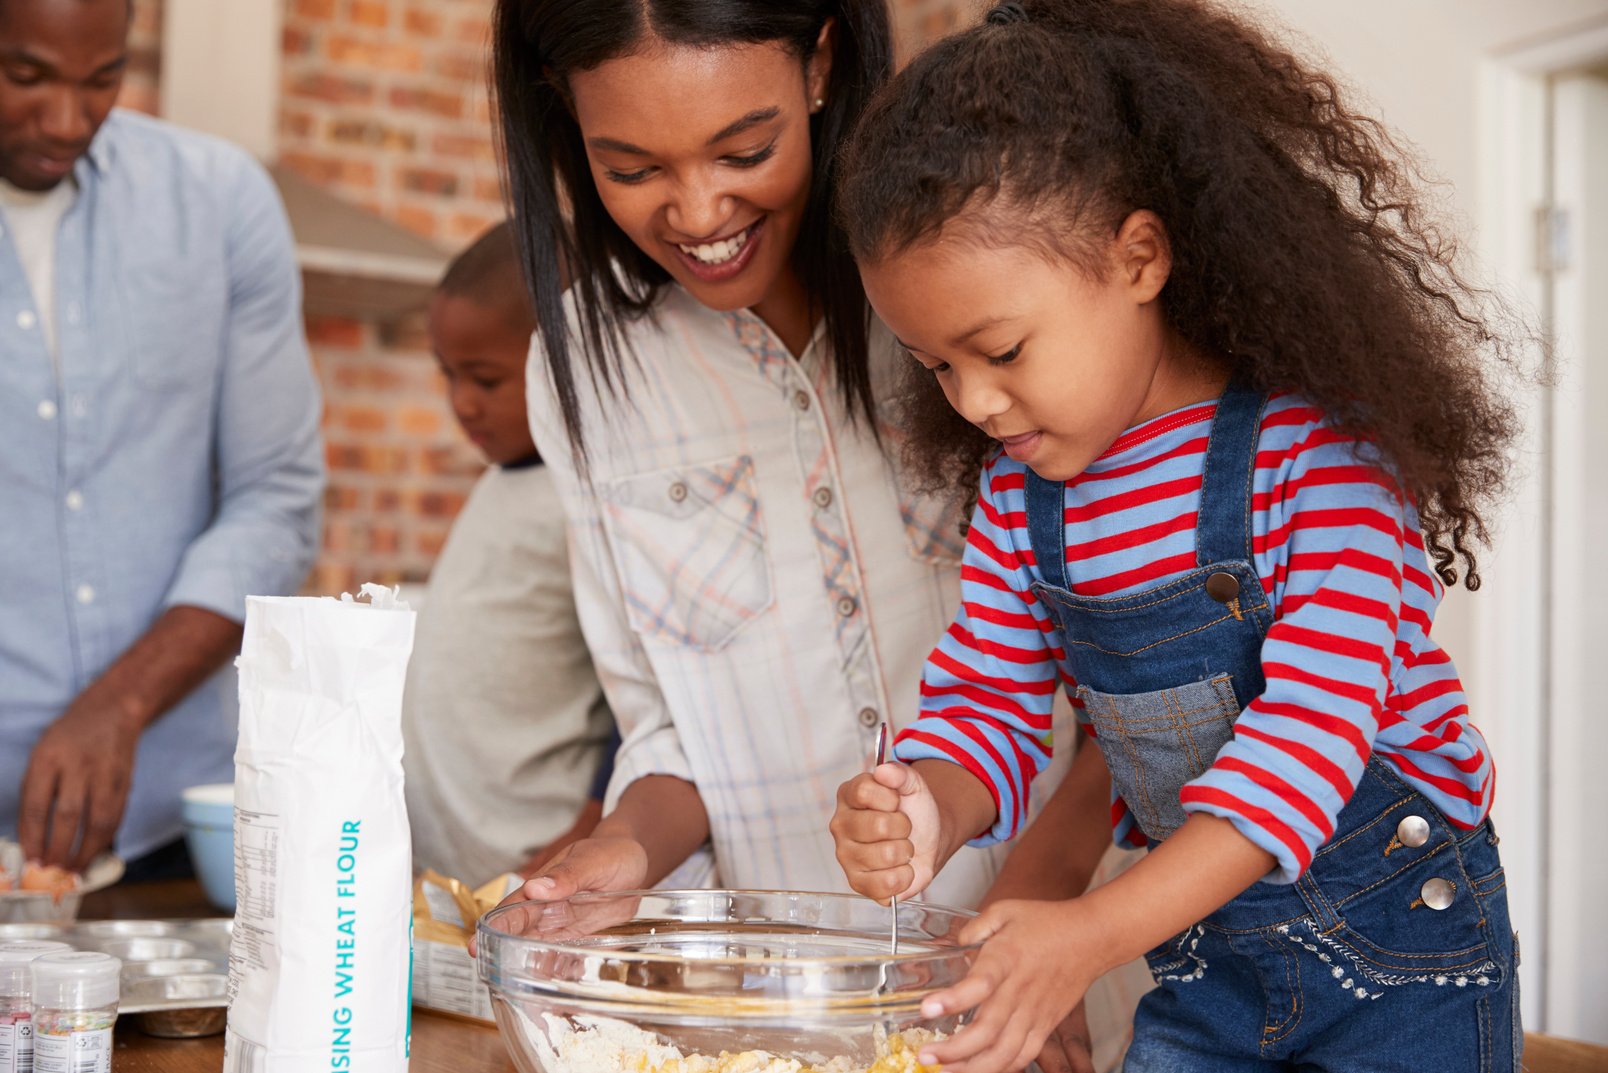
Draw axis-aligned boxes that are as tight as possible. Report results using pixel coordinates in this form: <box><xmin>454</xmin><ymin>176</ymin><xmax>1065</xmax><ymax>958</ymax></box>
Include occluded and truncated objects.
<box><xmin>403</xmin><ymin>222</ymin><xmax>616</xmax><ymax>882</ymax></box>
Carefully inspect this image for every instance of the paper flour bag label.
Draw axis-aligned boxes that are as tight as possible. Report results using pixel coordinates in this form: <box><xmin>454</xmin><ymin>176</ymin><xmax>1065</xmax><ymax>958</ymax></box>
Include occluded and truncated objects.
<box><xmin>225</xmin><ymin>585</ymin><xmax>416</xmax><ymax>1073</ymax></box>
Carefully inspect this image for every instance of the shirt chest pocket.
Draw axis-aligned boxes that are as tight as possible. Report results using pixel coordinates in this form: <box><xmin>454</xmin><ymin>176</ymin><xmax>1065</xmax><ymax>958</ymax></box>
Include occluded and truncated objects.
<box><xmin>121</xmin><ymin>258</ymin><xmax>227</xmax><ymax>389</ymax></box>
<box><xmin>599</xmin><ymin>455</ymin><xmax>774</xmax><ymax>652</ymax></box>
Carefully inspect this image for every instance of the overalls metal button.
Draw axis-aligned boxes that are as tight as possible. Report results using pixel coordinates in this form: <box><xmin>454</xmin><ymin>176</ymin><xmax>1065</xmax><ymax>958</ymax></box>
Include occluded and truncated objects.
<box><xmin>793</xmin><ymin>390</ymin><xmax>812</xmax><ymax>411</ymax></box>
<box><xmin>1397</xmin><ymin>815</ymin><xmax>1430</xmax><ymax>848</ymax></box>
<box><xmin>836</xmin><ymin>596</ymin><xmax>858</xmax><ymax>618</ymax></box>
<box><xmin>813</xmin><ymin>486</ymin><xmax>834</xmax><ymax>508</ymax></box>
<box><xmin>858</xmin><ymin>708</ymin><xmax>879</xmax><ymax>729</ymax></box>
<box><xmin>1206</xmin><ymin>572</ymin><xmax>1240</xmax><ymax>602</ymax></box>
<box><xmin>668</xmin><ymin>481</ymin><xmax>689</xmax><ymax>503</ymax></box>
<box><xmin>1420</xmin><ymin>877</ymin><xmax>1456</xmax><ymax>910</ymax></box>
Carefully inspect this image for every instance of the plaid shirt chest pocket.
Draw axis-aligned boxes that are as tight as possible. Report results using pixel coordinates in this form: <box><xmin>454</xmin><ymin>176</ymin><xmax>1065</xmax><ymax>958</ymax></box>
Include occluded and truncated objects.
<box><xmin>600</xmin><ymin>455</ymin><xmax>774</xmax><ymax>652</ymax></box>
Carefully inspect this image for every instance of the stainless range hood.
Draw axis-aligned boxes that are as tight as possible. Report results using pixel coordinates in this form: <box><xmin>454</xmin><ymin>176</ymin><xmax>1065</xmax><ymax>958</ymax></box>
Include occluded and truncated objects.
<box><xmin>270</xmin><ymin>165</ymin><xmax>447</xmax><ymax>321</ymax></box>
<box><xmin>161</xmin><ymin>0</ymin><xmax>449</xmax><ymax>322</ymax></box>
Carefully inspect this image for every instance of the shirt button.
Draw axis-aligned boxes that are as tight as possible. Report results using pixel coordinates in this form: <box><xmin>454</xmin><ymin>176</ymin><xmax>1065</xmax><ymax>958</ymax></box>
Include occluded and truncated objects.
<box><xmin>813</xmin><ymin>486</ymin><xmax>834</xmax><ymax>509</ymax></box>
<box><xmin>37</xmin><ymin>399</ymin><xmax>57</xmax><ymax>420</ymax></box>
<box><xmin>76</xmin><ymin>584</ymin><xmax>96</xmax><ymax>605</ymax></box>
<box><xmin>1396</xmin><ymin>815</ymin><xmax>1430</xmax><ymax>849</ymax></box>
<box><xmin>836</xmin><ymin>595</ymin><xmax>857</xmax><ymax>618</ymax></box>
<box><xmin>668</xmin><ymin>481</ymin><xmax>689</xmax><ymax>503</ymax></box>
<box><xmin>793</xmin><ymin>390</ymin><xmax>812</xmax><ymax>412</ymax></box>
<box><xmin>858</xmin><ymin>708</ymin><xmax>879</xmax><ymax>729</ymax></box>
<box><xmin>17</xmin><ymin>310</ymin><xmax>36</xmax><ymax>330</ymax></box>
<box><xmin>65</xmin><ymin>490</ymin><xmax>84</xmax><ymax>511</ymax></box>
<box><xmin>1419</xmin><ymin>877</ymin><xmax>1456</xmax><ymax>911</ymax></box>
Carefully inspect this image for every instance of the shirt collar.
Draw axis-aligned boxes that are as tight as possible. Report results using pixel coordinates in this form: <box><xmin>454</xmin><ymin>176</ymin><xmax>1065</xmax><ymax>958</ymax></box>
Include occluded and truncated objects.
<box><xmin>73</xmin><ymin>116</ymin><xmax>117</xmax><ymax>186</ymax></box>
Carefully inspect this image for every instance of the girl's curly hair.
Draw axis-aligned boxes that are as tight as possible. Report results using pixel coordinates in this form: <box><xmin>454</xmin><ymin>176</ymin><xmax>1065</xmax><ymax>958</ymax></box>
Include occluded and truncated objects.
<box><xmin>836</xmin><ymin>0</ymin><xmax>1522</xmax><ymax>589</ymax></box>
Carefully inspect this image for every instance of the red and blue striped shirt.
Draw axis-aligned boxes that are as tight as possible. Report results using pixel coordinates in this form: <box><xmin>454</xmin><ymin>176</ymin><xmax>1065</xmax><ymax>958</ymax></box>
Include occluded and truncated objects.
<box><xmin>894</xmin><ymin>394</ymin><xmax>1493</xmax><ymax>883</ymax></box>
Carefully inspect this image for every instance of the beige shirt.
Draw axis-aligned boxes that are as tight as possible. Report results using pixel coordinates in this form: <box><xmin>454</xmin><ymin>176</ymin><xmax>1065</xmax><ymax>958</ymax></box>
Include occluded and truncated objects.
<box><xmin>403</xmin><ymin>463</ymin><xmax>613</xmax><ymax>883</ymax></box>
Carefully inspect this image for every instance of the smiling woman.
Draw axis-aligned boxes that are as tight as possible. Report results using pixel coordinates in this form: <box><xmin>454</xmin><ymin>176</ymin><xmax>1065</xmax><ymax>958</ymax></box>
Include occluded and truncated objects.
<box><xmin>493</xmin><ymin>0</ymin><xmax>890</xmax><ymax>463</ymax></box>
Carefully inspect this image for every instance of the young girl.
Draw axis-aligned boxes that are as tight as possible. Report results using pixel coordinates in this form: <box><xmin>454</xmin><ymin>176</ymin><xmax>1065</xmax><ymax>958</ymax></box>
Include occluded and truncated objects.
<box><xmin>828</xmin><ymin>1</ymin><xmax>1521</xmax><ymax>1071</ymax></box>
<box><xmin>489</xmin><ymin>3</ymin><xmax>1148</xmax><ymax>1067</ymax></box>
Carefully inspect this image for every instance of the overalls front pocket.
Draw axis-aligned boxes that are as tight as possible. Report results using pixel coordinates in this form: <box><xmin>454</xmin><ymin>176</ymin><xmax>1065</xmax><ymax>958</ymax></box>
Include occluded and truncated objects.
<box><xmin>1077</xmin><ymin>674</ymin><xmax>1240</xmax><ymax>839</ymax></box>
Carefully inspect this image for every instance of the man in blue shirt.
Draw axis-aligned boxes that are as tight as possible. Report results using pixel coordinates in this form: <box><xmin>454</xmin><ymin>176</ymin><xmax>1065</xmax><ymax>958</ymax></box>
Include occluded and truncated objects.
<box><xmin>0</xmin><ymin>0</ymin><xmax>324</xmax><ymax>878</ymax></box>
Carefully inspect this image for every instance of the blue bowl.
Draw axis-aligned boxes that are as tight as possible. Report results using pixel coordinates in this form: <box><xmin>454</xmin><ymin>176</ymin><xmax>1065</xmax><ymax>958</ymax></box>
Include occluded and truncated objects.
<box><xmin>181</xmin><ymin>783</ymin><xmax>235</xmax><ymax>912</ymax></box>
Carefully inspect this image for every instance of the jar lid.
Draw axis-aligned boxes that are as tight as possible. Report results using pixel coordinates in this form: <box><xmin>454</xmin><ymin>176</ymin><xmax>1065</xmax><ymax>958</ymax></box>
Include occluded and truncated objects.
<box><xmin>30</xmin><ymin>951</ymin><xmax>120</xmax><ymax>1009</ymax></box>
<box><xmin>0</xmin><ymin>941</ymin><xmax>73</xmax><ymax>994</ymax></box>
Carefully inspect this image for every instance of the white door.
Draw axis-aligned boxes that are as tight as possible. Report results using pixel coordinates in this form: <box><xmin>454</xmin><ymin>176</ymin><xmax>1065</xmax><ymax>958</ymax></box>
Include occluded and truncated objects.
<box><xmin>1539</xmin><ymin>67</ymin><xmax>1608</xmax><ymax>1041</ymax></box>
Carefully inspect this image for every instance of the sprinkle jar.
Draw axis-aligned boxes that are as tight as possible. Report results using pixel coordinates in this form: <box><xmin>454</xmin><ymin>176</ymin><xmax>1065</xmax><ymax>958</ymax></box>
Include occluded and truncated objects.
<box><xmin>29</xmin><ymin>953</ymin><xmax>119</xmax><ymax>1073</ymax></box>
<box><xmin>0</xmin><ymin>941</ymin><xmax>72</xmax><ymax>1073</ymax></box>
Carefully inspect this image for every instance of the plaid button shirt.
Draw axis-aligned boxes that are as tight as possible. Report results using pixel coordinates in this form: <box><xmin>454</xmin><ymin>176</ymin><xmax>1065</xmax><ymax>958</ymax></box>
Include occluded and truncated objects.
<box><xmin>527</xmin><ymin>285</ymin><xmax>1007</xmax><ymax>903</ymax></box>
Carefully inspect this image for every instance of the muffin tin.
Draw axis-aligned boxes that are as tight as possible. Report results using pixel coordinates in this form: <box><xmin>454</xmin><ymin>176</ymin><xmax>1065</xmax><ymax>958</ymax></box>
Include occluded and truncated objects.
<box><xmin>0</xmin><ymin>918</ymin><xmax>231</xmax><ymax>1037</ymax></box>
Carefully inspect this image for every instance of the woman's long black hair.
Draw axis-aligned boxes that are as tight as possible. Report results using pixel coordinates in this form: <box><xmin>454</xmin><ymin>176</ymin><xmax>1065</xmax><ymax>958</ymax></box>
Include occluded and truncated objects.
<box><xmin>493</xmin><ymin>0</ymin><xmax>894</xmax><ymax>468</ymax></box>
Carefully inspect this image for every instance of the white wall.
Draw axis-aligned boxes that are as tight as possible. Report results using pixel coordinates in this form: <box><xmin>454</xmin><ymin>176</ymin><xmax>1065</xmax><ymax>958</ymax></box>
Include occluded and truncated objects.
<box><xmin>160</xmin><ymin>0</ymin><xmax>283</xmax><ymax>159</ymax></box>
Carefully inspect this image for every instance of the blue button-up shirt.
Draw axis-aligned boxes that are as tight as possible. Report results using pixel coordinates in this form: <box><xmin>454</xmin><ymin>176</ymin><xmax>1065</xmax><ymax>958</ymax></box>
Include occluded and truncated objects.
<box><xmin>0</xmin><ymin>111</ymin><xmax>324</xmax><ymax>859</ymax></box>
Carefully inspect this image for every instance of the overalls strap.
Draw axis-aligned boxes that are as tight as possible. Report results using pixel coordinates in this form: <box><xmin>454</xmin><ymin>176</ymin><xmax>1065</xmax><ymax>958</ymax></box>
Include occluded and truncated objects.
<box><xmin>1024</xmin><ymin>382</ymin><xmax>1267</xmax><ymax>590</ymax></box>
<box><xmin>1196</xmin><ymin>381</ymin><xmax>1269</xmax><ymax>567</ymax></box>
<box><xmin>1024</xmin><ymin>470</ymin><xmax>1069</xmax><ymax>592</ymax></box>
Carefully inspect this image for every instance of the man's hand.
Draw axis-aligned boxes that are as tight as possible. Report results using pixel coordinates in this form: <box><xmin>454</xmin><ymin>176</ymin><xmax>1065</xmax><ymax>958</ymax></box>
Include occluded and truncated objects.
<box><xmin>18</xmin><ymin>696</ymin><xmax>143</xmax><ymax>871</ymax></box>
<box><xmin>18</xmin><ymin>605</ymin><xmax>243</xmax><ymax>872</ymax></box>
<box><xmin>519</xmin><ymin>799</ymin><xmax>606</xmax><ymax>878</ymax></box>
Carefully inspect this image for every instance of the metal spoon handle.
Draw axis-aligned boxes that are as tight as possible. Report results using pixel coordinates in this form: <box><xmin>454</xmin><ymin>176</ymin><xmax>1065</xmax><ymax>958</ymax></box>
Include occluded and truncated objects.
<box><xmin>875</xmin><ymin>723</ymin><xmax>899</xmax><ymax>958</ymax></box>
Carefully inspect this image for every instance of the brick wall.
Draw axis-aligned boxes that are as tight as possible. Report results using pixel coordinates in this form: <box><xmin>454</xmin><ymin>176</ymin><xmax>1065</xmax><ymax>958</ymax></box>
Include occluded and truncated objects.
<box><xmin>305</xmin><ymin>313</ymin><xmax>483</xmax><ymax>595</ymax></box>
<box><xmin>137</xmin><ymin>0</ymin><xmax>981</xmax><ymax>595</ymax></box>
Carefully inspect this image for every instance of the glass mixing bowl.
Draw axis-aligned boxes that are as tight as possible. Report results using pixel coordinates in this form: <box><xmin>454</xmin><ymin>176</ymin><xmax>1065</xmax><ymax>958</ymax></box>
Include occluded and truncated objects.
<box><xmin>476</xmin><ymin>890</ymin><xmax>982</xmax><ymax>1073</ymax></box>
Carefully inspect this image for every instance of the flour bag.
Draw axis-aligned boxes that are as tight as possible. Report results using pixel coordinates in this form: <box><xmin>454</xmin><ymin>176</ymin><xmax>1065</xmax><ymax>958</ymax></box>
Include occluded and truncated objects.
<box><xmin>224</xmin><ymin>585</ymin><xmax>416</xmax><ymax>1073</ymax></box>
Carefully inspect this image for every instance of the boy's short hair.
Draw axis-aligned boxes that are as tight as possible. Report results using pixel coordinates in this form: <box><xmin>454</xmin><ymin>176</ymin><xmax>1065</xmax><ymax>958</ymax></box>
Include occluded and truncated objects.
<box><xmin>437</xmin><ymin>221</ymin><xmax>532</xmax><ymax>328</ymax></box>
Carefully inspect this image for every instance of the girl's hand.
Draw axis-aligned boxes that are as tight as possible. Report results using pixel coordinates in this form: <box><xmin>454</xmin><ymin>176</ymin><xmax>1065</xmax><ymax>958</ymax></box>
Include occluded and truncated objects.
<box><xmin>830</xmin><ymin>761</ymin><xmax>944</xmax><ymax>902</ymax></box>
<box><xmin>916</xmin><ymin>898</ymin><xmax>1107</xmax><ymax>1073</ymax></box>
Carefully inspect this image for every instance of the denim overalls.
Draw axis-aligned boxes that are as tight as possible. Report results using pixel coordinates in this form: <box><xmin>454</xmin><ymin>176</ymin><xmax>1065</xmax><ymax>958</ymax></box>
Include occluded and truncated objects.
<box><xmin>1023</xmin><ymin>384</ymin><xmax>1520</xmax><ymax>1071</ymax></box>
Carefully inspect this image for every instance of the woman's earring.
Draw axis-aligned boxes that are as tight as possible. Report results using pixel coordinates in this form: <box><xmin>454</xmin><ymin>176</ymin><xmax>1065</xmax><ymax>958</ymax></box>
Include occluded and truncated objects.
<box><xmin>813</xmin><ymin>97</ymin><xmax>825</xmax><ymax>112</ymax></box>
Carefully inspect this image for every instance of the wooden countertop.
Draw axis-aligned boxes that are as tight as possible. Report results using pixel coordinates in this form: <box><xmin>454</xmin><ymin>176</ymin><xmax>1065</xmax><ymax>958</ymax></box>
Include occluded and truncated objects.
<box><xmin>81</xmin><ymin>879</ymin><xmax>517</xmax><ymax>1073</ymax></box>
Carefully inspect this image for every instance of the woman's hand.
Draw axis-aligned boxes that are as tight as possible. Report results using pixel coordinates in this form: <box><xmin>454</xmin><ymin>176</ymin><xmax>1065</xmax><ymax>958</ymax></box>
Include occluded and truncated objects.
<box><xmin>1034</xmin><ymin>1005</ymin><xmax>1097</xmax><ymax>1073</ymax></box>
<box><xmin>508</xmin><ymin>834</ymin><xmax>648</xmax><ymax>905</ymax></box>
<box><xmin>830</xmin><ymin>761</ymin><xmax>943</xmax><ymax>903</ymax></box>
<box><xmin>470</xmin><ymin>835</ymin><xmax>649</xmax><ymax>958</ymax></box>
<box><xmin>518</xmin><ymin>799</ymin><xmax>607</xmax><ymax>879</ymax></box>
<box><xmin>915</xmin><ymin>898</ymin><xmax>1108</xmax><ymax>1073</ymax></box>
